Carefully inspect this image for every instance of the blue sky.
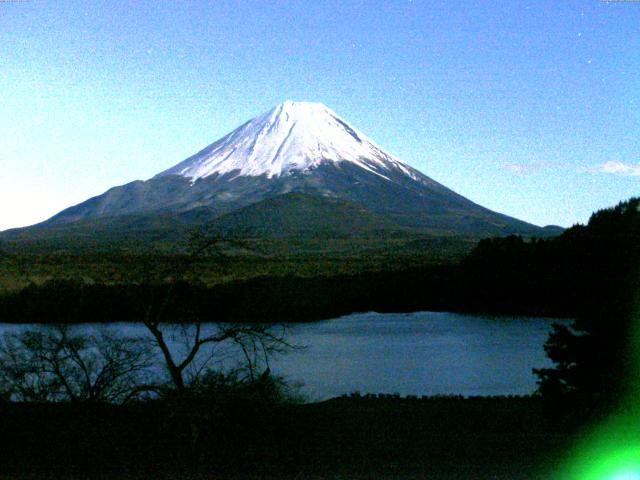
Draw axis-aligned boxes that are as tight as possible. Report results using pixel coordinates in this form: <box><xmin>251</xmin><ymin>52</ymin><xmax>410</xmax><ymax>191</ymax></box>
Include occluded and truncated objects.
<box><xmin>1</xmin><ymin>0</ymin><xmax>639</xmax><ymax>230</ymax></box>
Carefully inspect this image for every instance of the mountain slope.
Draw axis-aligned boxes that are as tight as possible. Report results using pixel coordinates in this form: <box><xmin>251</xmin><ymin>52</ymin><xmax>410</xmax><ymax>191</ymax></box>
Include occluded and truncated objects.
<box><xmin>207</xmin><ymin>192</ymin><xmax>399</xmax><ymax>238</ymax></box>
<box><xmin>3</xmin><ymin>100</ymin><xmax>552</xmax><ymax>247</ymax></box>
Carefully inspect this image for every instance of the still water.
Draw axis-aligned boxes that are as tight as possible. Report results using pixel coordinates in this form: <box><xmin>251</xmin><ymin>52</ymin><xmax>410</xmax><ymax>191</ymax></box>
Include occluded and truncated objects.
<box><xmin>278</xmin><ymin>311</ymin><xmax>566</xmax><ymax>400</ymax></box>
<box><xmin>0</xmin><ymin>311</ymin><xmax>568</xmax><ymax>400</ymax></box>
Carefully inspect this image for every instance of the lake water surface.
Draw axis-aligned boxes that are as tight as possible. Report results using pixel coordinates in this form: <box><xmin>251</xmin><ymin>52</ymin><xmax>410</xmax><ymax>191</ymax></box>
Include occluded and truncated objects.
<box><xmin>0</xmin><ymin>311</ymin><xmax>568</xmax><ymax>400</ymax></box>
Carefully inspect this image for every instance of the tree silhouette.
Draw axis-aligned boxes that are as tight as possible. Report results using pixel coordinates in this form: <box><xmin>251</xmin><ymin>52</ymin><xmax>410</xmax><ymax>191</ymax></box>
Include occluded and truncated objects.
<box><xmin>534</xmin><ymin>198</ymin><xmax>640</xmax><ymax>413</ymax></box>
<box><xmin>0</xmin><ymin>325</ymin><xmax>154</xmax><ymax>403</ymax></box>
<box><xmin>139</xmin><ymin>231</ymin><xmax>298</xmax><ymax>394</ymax></box>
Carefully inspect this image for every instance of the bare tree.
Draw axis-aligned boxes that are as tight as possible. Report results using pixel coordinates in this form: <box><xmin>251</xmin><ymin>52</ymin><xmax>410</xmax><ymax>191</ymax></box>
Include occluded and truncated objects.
<box><xmin>0</xmin><ymin>325</ymin><xmax>156</xmax><ymax>403</ymax></box>
<box><xmin>140</xmin><ymin>232</ymin><xmax>298</xmax><ymax>395</ymax></box>
<box><xmin>142</xmin><ymin>321</ymin><xmax>295</xmax><ymax>393</ymax></box>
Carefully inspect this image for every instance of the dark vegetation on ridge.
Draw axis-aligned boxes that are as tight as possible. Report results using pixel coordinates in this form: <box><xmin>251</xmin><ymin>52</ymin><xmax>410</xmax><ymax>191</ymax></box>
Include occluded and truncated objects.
<box><xmin>533</xmin><ymin>197</ymin><xmax>640</xmax><ymax>419</ymax></box>
<box><xmin>0</xmin><ymin>198</ymin><xmax>633</xmax><ymax>323</ymax></box>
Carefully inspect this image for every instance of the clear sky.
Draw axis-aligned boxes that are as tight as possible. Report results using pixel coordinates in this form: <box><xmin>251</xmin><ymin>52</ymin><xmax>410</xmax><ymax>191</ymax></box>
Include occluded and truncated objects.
<box><xmin>1</xmin><ymin>0</ymin><xmax>639</xmax><ymax>231</ymax></box>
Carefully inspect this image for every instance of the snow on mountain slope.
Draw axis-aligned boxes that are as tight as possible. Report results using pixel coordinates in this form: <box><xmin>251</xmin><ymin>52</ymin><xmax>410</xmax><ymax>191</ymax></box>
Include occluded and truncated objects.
<box><xmin>157</xmin><ymin>101</ymin><xmax>420</xmax><ymax>182</ymax></box>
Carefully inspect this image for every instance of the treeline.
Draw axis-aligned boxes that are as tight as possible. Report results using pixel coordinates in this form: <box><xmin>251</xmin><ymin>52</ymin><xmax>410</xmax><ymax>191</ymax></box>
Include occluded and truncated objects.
<box><xmin>462</xmin><ymin>201</ymin><xmax>638</xmax><ymax>318</ymax></box>
<box><xmin>1</xmin><ymin>198</ymin><xmax>637</xmax><ymax>324</ymax></box>
<box><xmin>0</xmin><ymin>262</ymin><xmax>578</xmax><ymax>324</ymax></box>
<box><xmin>532</xmin><ymin>198</ymin><xmax>640</xmax><ymax>415</ymax></box>
<box><xmin>0</xmin><ymin>269</ymin><xmax>456</xmax><ymax>323</ymax></box>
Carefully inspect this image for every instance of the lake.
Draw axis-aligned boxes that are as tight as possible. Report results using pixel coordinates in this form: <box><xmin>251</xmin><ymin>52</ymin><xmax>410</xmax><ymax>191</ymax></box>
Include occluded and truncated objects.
<box><xmin>276</xmin><ymin>311</ymin><xmax>566</xmax><ymax>400</ymax></box>
<box><xmin>0</xmin><ymin>311</ymin><xmax>567</xmax><ymax>400</ymax></box>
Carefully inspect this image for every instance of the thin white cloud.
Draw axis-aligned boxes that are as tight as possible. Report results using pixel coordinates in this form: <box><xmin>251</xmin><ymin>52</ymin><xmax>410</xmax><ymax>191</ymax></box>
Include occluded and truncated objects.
<box><xmin>503</xmin><ymin>163</ymin><xmax>530</xmax><ymax>175</ymax></box>
<box><xmin>502</xmin><ymin>161</ymin><xmax>556</xmax><ymax>176</ymax></box>
<box><xmin>599</xmin><ymin>160</ymin><xmax>640</xmax><ymax>176</ymax></box>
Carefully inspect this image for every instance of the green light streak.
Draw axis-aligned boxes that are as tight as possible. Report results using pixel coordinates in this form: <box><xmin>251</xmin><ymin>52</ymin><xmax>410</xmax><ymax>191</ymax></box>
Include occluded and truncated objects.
<box><xmin>564</xmin><ymin>441</ymin><xmax>640</xmax><ymax>480</ymax></box>
<box><xmin>556</xmin><ymin>302</ymin><xmax>640</xmax><ymax>479</ymax></box>
<box><xmin>611</xmin><ymin>471</ymin><xmax>640</xmax><ymax>480</ymax></box>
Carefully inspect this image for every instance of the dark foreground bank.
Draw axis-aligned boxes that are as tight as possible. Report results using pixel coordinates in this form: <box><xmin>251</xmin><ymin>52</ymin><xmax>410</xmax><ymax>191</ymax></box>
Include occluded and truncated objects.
<box><xmin>0</xmin><ymin>395</ymin><xmax>576</xmax><ymax>480</ymax></box>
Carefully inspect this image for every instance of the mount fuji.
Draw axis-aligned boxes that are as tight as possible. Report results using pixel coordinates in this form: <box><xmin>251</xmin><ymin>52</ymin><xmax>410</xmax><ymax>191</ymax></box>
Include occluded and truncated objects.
<box><xmin>3</xmin><ymin>101</ymin><xmax>555</xmax><ymax>249</ymax></box>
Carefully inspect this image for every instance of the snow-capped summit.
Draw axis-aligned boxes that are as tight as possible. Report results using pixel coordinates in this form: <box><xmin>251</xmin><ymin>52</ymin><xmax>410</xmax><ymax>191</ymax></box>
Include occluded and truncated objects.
<box><xmin>157</xmin><ymin>101</ymin><xmax>417</xmax><ymax>181</ymax></box>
